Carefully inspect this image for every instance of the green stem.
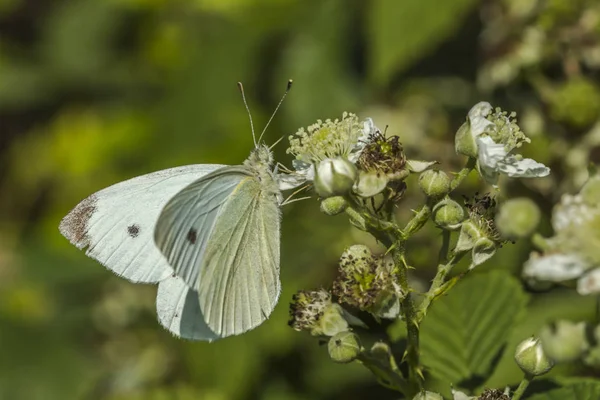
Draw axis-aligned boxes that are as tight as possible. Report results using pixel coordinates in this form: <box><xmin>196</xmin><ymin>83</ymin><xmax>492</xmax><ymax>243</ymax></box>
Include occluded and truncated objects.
<box><xmin>450</xmin><ymin>157</ymin><xmax>476</xmax><ymax>192</ymax></box>
<box><xmin>512</xmin><ymin>374</ymin><xmax>533</xmax><ymax>400</ymax></box>
<box><xmin>357</xmin><ymin>349</ymin><xmax>408</xmax><ymax>395</ymax></box>
<box><xmin>416</xmin><ymin>251</ymin><xmax>466</xmax><ymax>323</ymax></box>
<box><xmin>394</xmin><ymin>247</ymin><xmax>423</xmax><ymax>394</ymax></box>
<box><xmin>531</xmin><ymin>233</ymin><xmax>551</xmax><ymax>251</ymax></box>
<box><xmin>402</xmin><ymin>204</ymin><xmax>432</xmax><ymax>238</ymax></box>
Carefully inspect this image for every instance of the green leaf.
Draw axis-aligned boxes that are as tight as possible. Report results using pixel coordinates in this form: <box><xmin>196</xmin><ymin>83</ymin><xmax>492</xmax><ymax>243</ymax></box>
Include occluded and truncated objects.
<box><xmin>420</xmin><ymin>271</ymin><xmax>529</xmax><ymax>388</ymax></box>
<box><xmin>527</xmin><ymin>379</ymin><xmax>600</xmax><ymax>400</ymax></box>
<box><xmin>368</xmin><ymin>0</ymin><xmax>478</xmax><ymax>85</ymax></box>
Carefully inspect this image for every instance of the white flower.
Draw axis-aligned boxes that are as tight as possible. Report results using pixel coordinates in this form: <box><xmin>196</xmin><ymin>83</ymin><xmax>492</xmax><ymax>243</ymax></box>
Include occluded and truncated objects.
<box><xmin>460</xmin><ymin>101</ymin><xmax>550</xmax><ymax>186</ymax></box>
<box><xmin>314</xmin><ymin>158</ymin><xmax>357</xmax><ymax>197</ymax></box>
<box><xmin>282</xmin><ymin>113</ymin><xmax>376</xmax><ymax>190</ymax></box>
<box><xmin>476</xmin><ymin>136</ymin><xmax>550</xmax><ymax>185</ymax></box>
<box><xmin>523</xmin><ymin>253</ymin><xmax>591</xmax><ymax>282</ymax></box>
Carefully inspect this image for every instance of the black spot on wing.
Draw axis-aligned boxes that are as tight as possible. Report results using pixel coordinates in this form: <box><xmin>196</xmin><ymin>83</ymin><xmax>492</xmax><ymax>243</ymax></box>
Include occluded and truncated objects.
<box><xmin>127</xmin><ymin>224</ymin><xmax>140</xmax><ymax>238</ymax></box>
<box><xmin>187</xmin><ymin>228</ymin><xmax>197</xmax><ymax>244</ymax></box>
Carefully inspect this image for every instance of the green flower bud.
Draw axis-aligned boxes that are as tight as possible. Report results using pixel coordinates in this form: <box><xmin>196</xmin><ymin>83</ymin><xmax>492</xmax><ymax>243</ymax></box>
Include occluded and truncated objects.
<box><xmin>455</xmin><ymin>102</ymin><xmax>495</xmax><ymax>158</ymax></box>
<box><xmin>495</xmin><ymin>198</ymin><xmax>541</xmax><ymax>240</ymax></box>
<box><xmin>432</xmin><ymin>198</ymin><xmax>465</xmax><ymax>230</ymax></box>
<box><xmin>288</xmin><ymin>289</ymin><xmax>350</xmax><ymax>337</ymax></box>
<box><xmin>418</xmin><ymin>169</ymin><xmax>451</xmax><ymax>198</ymax></box>
<box><xmin>514</xmin><ymin>337</ymin><xmax>554</xmax><ymax>376</ymax></box>
<box><xmin>549</xmin><ymin>77</ymin><xmax>600</xmax><ymax>128</ymax></box>
<box><xmin>412</xmin><ymin>391</ymin><xmax>443</xmax><ymax>400</ymax></box>
<box><xmin>328</xmin><ymin>331</ymin><xmax>361</xmax><ymax>363</ymax></box>
<box><xmin>581</xmin><ymin>175</ymin><xmax>600</xmax><ymax>207</ymax></box>
<box><xmin>320</xmin><ymin>196</ymin><xmax>348</xmax><ymax>215</ymax></box>
<box><xmin>540</xmin><ymin>320</ymin><xmax>589</xmax><ymax>363</ymax></box>
<box><xmin>314</xmin><ymin>158</ymin><xmax>357</xmax><ymax>198</ymax></box>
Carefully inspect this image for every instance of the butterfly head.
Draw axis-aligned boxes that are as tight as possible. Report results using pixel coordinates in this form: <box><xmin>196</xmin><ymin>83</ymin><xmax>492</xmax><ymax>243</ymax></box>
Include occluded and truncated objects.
<box><xmin>245</xmin><ymin>144</ymin><xmax>274</xmax><ymax>171</ymax></box>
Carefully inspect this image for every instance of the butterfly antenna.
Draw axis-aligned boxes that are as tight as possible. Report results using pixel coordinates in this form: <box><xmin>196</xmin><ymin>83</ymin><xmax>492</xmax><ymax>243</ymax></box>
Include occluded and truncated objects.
<box><xmin>268</xmin><ymin>135</ymin><xmax>285</xmax><ymax>151</ymax></box>
<box><xmin>237</xmin><ymin>82</ymin><xmax>257</xmax><ymax>146</ymax></box>
<box><xmin>257</xmin><ymin>79</ymin><xmax>293</xmax><ymax>145</ymax></box>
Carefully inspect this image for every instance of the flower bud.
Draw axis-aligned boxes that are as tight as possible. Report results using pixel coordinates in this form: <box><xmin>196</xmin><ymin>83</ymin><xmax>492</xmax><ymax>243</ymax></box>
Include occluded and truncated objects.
<box><xmin>495</xmin><ymin>198</ymin><xmax>541</xmax><ymax>240</ymax></box>
<box><xmin>412</xmin><ymin>391</ymin><xmax>443</xmax><ymax>400</ymax></box>
<box><xmin>432</xmin><ymin>198</ymin><xmax>465</xmax><ymax>230</ymax></box>
<box><xmin>514</xmin><ymin>337</ymin><xmax>554</xmax><ymax>376</ymax></box>
<box><xmin>314</xmin><ymin>158</ymin><xmax>357</xmax><ymax>198</ymax></box>
<box><xmin>418</xmin><ymin>169</ymin><xmax>451</xmax><ymax>197</ymax></box>
<box><xmin>540</xmin><ymin>320</ymin><xmax>589</xmax><ymax>363</ymax></box>
<box><xmin>320</xmin><ymin>196</ymin><xmax>348</xmax><ymax>215</ymax></box>
<box><xmin>328</xmin><ymin>331</ymin><xmax>361</xmax><ymax>363</ymax></box>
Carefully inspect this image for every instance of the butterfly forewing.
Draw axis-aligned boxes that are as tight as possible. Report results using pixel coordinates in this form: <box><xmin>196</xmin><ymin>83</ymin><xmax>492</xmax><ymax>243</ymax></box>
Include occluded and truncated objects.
<box><xmin>154</xmin><ymin>166</ymin><xmax>281</xmax><ymax>337</ymax></box>
<box><xmin>59</xmin><ymin>164</ymin><xmax>224</xmax><ymax>283</ymax></box>
<box><xmin>154</xmin><ymin>167</ymin><xmax>250</xmax><ymax>288</ymax></box>
<box><xmin>198</xmin><ymin>176</ymin><xmax>281</xmax><ymax>336</ymax></box>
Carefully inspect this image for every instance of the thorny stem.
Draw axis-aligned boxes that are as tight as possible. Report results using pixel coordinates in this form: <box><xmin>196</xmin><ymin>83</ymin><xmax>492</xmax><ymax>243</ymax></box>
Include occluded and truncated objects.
<box><xmin>511</xmin><ymin>374</ymin><xmax>533</xmax><ymax>400</ymax></box>
<box><xmin>394</xmin><ymin>248</ymin><xmax>423</xmax><ymax>395</ymax></box>
<box><xmin>416</xmin><ymin>250</ymin><xmax>466</xmax><ymax>323</ymax></box>
<box><xmin>357</xmin><ymin>348</ymin><xmax>408</xmax><ymax>395</ymax></box>
<box><xmin>401</xmin><ymin>204</ymin><xmax>432</xmax><ymax>239</ymax></box>
<box><xmin>450</xmin><ymin>157</ymin><xmax>476</xmax><ymax>192</ymax></box>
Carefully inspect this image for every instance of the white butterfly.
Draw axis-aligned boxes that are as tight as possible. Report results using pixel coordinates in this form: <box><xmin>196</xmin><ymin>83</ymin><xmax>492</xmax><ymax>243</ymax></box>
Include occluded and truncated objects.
<box><xmin>60</xmin><ymin>82</ymin><xmax>297</xmax><ymax>341</ymax></box>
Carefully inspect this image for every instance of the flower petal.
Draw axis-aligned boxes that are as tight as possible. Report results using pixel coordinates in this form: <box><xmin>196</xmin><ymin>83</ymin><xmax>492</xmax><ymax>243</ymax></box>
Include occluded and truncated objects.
<box><xmin>523</xmin><ymin>253</ymin><xmax>590</xmax><ymax>282</ymax></box>
<box><xmin>467</xmin><ymin>101</ymin><xmax>494</xmax><ymax>137</ymax></box>
<box><xmin>496</xmin><ymin>155</ymin><xmax>550</xmax><ymax>178</ymax></box>
<box><xmin>476</xmin><ymin>136</ymin><xmax>507</xmax><ymax>169</ymax></box>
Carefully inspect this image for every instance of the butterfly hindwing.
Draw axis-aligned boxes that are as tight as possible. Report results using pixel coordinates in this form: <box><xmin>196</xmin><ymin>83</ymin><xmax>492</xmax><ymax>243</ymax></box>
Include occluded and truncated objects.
<box><xmin>59</xmin><ymin>164</ymin><xmax>224</xmax><ymax>283</ymax></box>
<box><xmin>156</xmin><ymin>274</ymin><xmax>220</xmax><ymax>341</ymax></box>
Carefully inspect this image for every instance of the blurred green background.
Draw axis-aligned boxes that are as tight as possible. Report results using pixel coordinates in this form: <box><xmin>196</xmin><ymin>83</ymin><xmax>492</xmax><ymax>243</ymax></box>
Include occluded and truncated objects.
<box><xmin>1</xmin><ymin>0</ymin><xmax>599</xmax><ymax>399</ymax></box>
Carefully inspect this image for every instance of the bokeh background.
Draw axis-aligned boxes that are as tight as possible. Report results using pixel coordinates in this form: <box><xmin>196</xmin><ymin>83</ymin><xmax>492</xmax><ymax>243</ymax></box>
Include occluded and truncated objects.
<box><xmin>1</xmin><ymin>0</ymin><xmax>600</xmax><ymax>399</ymax></box>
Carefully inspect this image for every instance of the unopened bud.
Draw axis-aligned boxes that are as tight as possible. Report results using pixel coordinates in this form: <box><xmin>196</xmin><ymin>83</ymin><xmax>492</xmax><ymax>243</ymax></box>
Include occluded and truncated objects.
<box><xmin>320</xmin><ymin>196</ymin><xmax>348</xmax><ymax>215</ymax></box>
<box><xmin>314</xmin><ymin>158</ymin><xmax>357</xmax><ymax>198</ymax></box>
<box><xmin>514</xmin><ymin>337</ymin><xmax>554</xmax><ymax>376</ymax></box>
<box><xmin>495</xmin><ymin>198</ymin><xmax>541</xmax><ymax>240</ymax></box>
<box><xmin>418</xmin><ymin>169</ymin><xmax>451</xmax><ymax>198</ymax></box>
<box><xmin>432</xmin><ymin>198</ymin><xmax>464</xmax><ymax>230</ymax></box>
<box><xmin>328</xmin><ymin>331</ymin><xmax>361</xmax><ymax>363</ymax></box>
